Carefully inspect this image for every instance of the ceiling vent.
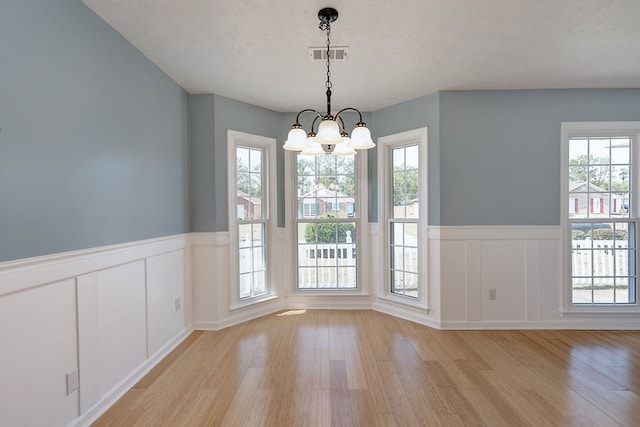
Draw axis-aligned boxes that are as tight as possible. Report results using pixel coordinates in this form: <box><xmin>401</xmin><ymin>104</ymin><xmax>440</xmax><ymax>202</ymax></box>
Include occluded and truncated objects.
<box><xmin>309</xmin><ymin>46</ymin><xmax>349</xmax><ymax>61</ymax></box>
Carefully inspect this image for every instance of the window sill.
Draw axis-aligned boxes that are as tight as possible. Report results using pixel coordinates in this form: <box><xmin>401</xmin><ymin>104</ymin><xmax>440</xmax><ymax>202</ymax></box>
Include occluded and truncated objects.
<box><xmin>286</xmin><ymin>289</ymin><xmax>370</xmax><ymax>298</ymax></box>
<box><xmin>562</xmin><ymin>306</ymin><xmax>640</xmax><ymax>317</ymax></box>
<box><xmin>229</xmin><ymin>294</ymin><xmax>279</xmax><ymax>312</ymax></box>
<box><xmin>377</xmin><ymin>293</ymin><xmax>428</xmax><ymax>311</ymax></box>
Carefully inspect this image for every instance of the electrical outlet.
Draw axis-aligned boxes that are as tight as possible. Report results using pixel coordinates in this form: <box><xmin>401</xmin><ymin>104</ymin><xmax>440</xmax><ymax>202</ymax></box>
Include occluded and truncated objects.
<box><xmin>489</xmin><ymin>288</ymin><xmax>497</xmax><ymax>300</ymax></box>
<box><xmin>66</xmin><ymin>369</ymin><xmax>79</xmax><ymax>395</ymax></box>
<box><xmin>175</xmin><ymin>297</ymin><xmax>181</xmax><ymax>312</ymax></box>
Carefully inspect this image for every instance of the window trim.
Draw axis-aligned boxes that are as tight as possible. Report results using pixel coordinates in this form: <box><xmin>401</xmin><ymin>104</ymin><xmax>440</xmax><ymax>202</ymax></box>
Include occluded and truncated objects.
<box><xmin>377</xmin><ymin>127</ymin><xmax>429</xmax><ymax>309</ymax></box>
<box><xmin>561</xmin><ymin>122</ymin><xmax>640</xmax><ymax>314</ymax></box>
<box><xmin>285</xmin><ymin>148</ymin><xmax>369</xmax><ymax>297</ymax></box>
<box><xmin>227</xmin><ymin>130</ymin><xmax>278</xmax><ymax>309</ymax></box>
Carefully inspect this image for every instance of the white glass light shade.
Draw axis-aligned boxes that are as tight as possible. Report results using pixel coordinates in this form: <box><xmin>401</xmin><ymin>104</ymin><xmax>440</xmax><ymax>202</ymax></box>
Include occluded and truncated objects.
<box><xmin>301</xmin><ymin>138</ymin><xmax>324</xmax><ymax>155</ymax></box>
<box><xmin>333</xmin><ymin>138</ymin><xmax>356</xmax><ymax>155</ymax></box>
<box><xmin>283</xmin><ymin>127</ymin><xmax>307</xmax><ymax>151</ymax></box>
<box><xmin>315</xmin><ymin>119</ymin><xmax>342</xmax><ymax>145</ymax></box>
<box><xmin>350</xmin><ymin>125</ymin><xmax>375</xmax><ymax>149</ymax></box>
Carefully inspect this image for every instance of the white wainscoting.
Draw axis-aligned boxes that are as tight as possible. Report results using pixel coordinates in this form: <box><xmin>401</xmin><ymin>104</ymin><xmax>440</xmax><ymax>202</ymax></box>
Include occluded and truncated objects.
<box><xmin>190</xmin><ymin>232</ymin><xmax>284</xmax><ymax>331</ymax></box>
<box><xmin>4</xmin><ymin>226</ymin><xmax>640</xmax><ymax>426</ymax></box>
<box><xmin>0</xmin><ymin>235</ymin><xmax>191</xmax><ymax>427</ymax></box>
<box><xmin>431</xmin><ymin>226</ymin><xmax>640</xmax><ymax>329</ymax></box>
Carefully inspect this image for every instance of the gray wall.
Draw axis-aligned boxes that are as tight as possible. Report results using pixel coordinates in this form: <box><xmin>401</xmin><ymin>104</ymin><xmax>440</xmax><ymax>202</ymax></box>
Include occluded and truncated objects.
<box><xmin>369</xmin><ymin>89</ymin><xmax>640</xmax><ymax>226</ymax></box>
<box><xmin>0</xmin><ymin>0</ymin><xmax>189</xmax><ymax>262</ymax></box>
<box><xmin>189</xmin><ymin>94</ymin><xmax>281</xmax><ymax>232</ymax></box>
<box><xmin>439</xmin><ymin>89</ymin><xmax>640</xmax><ymax>226</ymax></box>
<box><xmin>188</xmin><ymin>95</ymin><xmax>215</xmax><ymax>231</ymax></box>
<box><xmin>6</xmin><ymin>2</ymin><xmax>640</xmax><ymax>262</ymax></box>
<box><xmin>371</xmin><ymin>93</ymin><xmax>441</xmax><ymax>224</ymax></box>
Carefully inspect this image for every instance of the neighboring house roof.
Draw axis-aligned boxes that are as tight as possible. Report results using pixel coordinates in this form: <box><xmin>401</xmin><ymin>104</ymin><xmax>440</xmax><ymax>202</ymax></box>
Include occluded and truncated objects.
<box><xmin>237</xmin><ymin>191</ymin><xmax>262</xmax><ymax>205</ymax></box>
<box><xmin>299</xmin><ymin>186</ymin><xmax>354</xmax><ymax>204</ymax></box>
<box><xmin>569</xmin><ymin>181</ymin><xmax>608</xmax><ymax>193</ymax></box>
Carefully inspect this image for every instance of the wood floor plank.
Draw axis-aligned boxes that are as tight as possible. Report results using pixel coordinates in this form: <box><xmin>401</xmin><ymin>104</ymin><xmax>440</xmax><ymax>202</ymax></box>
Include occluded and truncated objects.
<box><xmin>92</xmin><ymin>310</ymin><xmax>640</xmax><ymax>427</ymax></box>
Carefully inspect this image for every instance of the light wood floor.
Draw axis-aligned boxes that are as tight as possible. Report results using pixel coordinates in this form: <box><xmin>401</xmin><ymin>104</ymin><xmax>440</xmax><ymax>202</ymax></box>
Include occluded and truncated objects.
<box><xmin>93</xmin><ymin>310</ymin><xmax>640</xmax><ymax>426</ymax></box>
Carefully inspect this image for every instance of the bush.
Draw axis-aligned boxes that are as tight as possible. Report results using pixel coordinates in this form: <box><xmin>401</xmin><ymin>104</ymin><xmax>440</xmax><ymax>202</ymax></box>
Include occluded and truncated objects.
<box><xmin>572</xmin><ymin>230</ymin><xmax>589</xmax><ymax>240</ymax></box>
<box><xmin>304</xmin><ymin>214</ymin><xmax>355</xmax><ymax>243</ymax></box>
<box><xmin>593</xmin><ymin>228</ymin><xmax>628</xmax><ymax>240</ymax></box>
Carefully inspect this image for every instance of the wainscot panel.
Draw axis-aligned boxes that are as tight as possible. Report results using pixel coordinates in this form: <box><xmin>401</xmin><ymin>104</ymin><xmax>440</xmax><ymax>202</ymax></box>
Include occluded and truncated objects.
<box><xmin>0</xmin><ymin>235</ymin><xmax>191</xmax><ymax>427</ymax></box>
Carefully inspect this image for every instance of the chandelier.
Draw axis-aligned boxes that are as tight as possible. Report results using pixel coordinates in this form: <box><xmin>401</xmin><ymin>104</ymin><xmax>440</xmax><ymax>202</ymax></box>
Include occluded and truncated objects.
<box><xmin>283</xmin><ymin>8</ymin><xmax>375</xmax><ymax>156</ymax></box>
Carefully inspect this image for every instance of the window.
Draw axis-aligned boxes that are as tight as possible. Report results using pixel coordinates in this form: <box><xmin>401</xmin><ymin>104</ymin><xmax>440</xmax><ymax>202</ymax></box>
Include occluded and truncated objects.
<box><xmin>390</xmin><ymin>145</ymin><xmax>419</xmax><ymax>297</ymax></box>
<box><xmin>562</xmin><ymin>123</ymin><xmax>640</xmax><ymax>310</ymax></box>
<box><xmin>228</xmin><ymin>130</ymin><xmax>277</xmax><ymax>306</ymax></box>
<box><xmin>378</xmin><ymin>128</ymin><xmax>428</xmax><ymax>307</ymax></box>
<box><xmin>295</xmin><ymin>154</ymin><xmax>357</xmax><ymax>290</ymax></box>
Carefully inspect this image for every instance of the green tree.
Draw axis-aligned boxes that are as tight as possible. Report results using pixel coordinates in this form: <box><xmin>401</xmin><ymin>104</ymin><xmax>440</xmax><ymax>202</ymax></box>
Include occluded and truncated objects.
<box><xmin>393</xmin><ymin>167</ymin><xmax>419</xmax><ymax>206</ymax></box>
<box><xmin>304</xmin><ymin>213</ymin><xmax>355</xmax><ymax>243</ymax></box>
<box><xmin>297</xmin><ymin>155</ymin><xmax>355</xmax><ymax>197</ymax></box>
<box><xmin>569</xmin><ymin>155</ymin><xmax>607</xmax><ymax>188</ymax></box>
<box><xmin>236</xmin><ymin>157</ymin><xmax>262</xmax><ymax>196</ymax></box>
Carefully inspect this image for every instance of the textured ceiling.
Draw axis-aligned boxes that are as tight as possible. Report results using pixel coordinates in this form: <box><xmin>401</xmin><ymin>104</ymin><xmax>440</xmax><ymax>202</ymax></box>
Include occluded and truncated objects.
<box><xmin>82</xmin><ymin>0</ymin><xmax>640</xmax><ymax>112</ymax></box>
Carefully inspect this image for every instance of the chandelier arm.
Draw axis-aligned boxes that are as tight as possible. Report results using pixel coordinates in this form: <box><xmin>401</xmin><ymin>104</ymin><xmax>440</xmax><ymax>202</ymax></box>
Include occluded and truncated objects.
<box><xmin>310</xmin><ymin>115</ymin><xmax>321</xmax><ymax>132</ymax></box>
<box><xmin>335</xmin><ymin>107</ymin><xmax>365</xmax><ymax>125</ymax></box>
<box><xmin>294</xmin><ymin>108</ymin><xmax>323</xmax><ymax>126</ymax></box>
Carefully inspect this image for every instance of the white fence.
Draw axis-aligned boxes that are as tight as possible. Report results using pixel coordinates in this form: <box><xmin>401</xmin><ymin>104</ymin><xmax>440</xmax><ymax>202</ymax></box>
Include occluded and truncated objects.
<box><xmin>298</xmin><ymin>243</ymin><xmax>356</xmax><ymax>288</ymax></box>
<box><xmin>572</xmin><ymin>239</ymin><xmax>631</xmax><ymax>284</ymax></box>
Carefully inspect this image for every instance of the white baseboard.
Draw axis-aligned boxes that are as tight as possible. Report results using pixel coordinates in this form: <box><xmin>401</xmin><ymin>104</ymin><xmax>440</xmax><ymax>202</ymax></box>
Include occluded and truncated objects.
<box><xmin>372</xmin><ymin>300</ymin><xmax>441</xmax><ymax>329</ymax></box>
<box><xmin>193</xmin><ymin>302</ymin><xmax>282</xmax><ymax>331</ymax></box>
<box><xmin>439</xmin><ymin>318</ymin><xmax>640</xmax><ymax>330</ymax></box>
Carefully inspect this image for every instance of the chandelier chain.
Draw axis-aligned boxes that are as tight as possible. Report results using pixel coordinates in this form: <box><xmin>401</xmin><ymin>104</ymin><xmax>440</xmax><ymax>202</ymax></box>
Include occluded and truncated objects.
<box><xmin>325</xmin><ymin>24</ymin><xmax>332</xmax><ymax>90</ymax></box>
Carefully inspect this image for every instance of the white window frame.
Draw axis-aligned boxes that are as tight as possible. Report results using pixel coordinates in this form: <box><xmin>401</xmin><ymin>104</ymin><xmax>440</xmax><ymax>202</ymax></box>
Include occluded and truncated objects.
<box><xmin>228</xmin><ymin>130</ymin><xmax>278</xmax><ymax>309</ymax></box>
<box><xmin>561</xmin><ymin>122</ymin><xmax>640</xmax><ymax>314</ymax></box>
<box><xmin>285</xmin><ymin>149</ymin><xmax>369</xmax><ymax>297</ymax></box>
<box><xmin>378</xmin><ymin>127</ymin><xmax>428</xmax><ymax>309</ymax></box>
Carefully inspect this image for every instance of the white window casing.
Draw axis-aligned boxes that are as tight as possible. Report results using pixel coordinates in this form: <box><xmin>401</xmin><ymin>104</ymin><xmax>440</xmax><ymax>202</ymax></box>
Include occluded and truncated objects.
<box><xmin>377</xmin><ymin>127</ymin><xmax>429</xmax><ymax>310</ymax></box>
<box><xmin>228</xmin><ymin>130</ymin><xmax>278</xmax><ymax>309</ymax></box>
<box><xmin>561</xmin><ymin>122</ymin><xmax>640</xmax><ymax>313</ymax></box>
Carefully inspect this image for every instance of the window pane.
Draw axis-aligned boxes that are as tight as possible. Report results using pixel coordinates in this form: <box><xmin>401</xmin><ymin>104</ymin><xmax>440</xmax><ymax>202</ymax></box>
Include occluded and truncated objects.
<box><xmin>249</xmin><ymin>148</ymin><xmax>262</xmax><ymax>172</ymax></box>
<box><xmin>392</xmin><ymin>271</ymin><xmax>405</xmax><ymax>293</ymax></box>
<box><xmin>569</xmin><ymin>139</ymin><xmax>588</xmax><ymax>163</ymax></box>
<box><xmin>405</xmin><ymin>145</ymin><xmax>419</xmax><ymax>169</ymax></box>
<box><xmin>589</xmin><ymin>166</ymin><xmax>610</xmax><ymax>191</ymax></box>
<box><xmin>393</xmin><ymin>223</ymin><xmax>404</xmax><ymax>246</ymax></box>
<box><xmin>404</xmin><ymin>247</ymin><xmax>418</xmax><ymax>275</ymax></box>
<box><xmin>392</xmin><ymin>145</ymin><xmax>419</xmax><ymax>220</ymax></box>
<box><xmin>570</xmin><ymin>218</ymin><xmax>636</xmax><ymax>305</ymax></box>
<box><xmin>298</xmin><ymin>267</ymin><xmax>317</xmax><ymax>289</ymax></box>
<box><xmin>614</xmin><ymin>277</ymin><xmax>634</xmax><ymax>303</ymax></box>
<box><xmin>296</xmin><ymin>150</ymin><xmax>357</xmax><ymax>290</ymax></box>
<box><xmin>593</xmin><ymin>277</ymin><xmax>615</xmax><ymax>304</ymax></box>
<box><xmin>389</xmin><ymin>143</ymin><xmax>420</xmax><ymax>299</ymax></box>
<box><xmin>568</xmin><ymin>134</ymin><xmax>637</xmax><ymax>305</ymax></box>
<box><xmin>239</xmin><ymin>248</ymin><xmax>252</xmax><ymax>274</ymax></box>
<box><xmin>239</xmin><ymin>273</ymin><xmax>251</xmax><ymax>299</ymax></box>
<box><xmin>253</xmin><ymin>247</ymin><xmax>265</xmax><ymax>271</ymax></box>
<box><xmin>393</xmin><ymin>246</ymin><xmax>404</xmax><ymax>272</ymax></box>
<box><xmin>404</xmin><ymin>273</ymin><xmax>419</xmax><ymax>298</ymax></box>
<box><xmin>237</xmin><ymin>147</ymin><xmax>249</xmax><ymax>170</ymax></box>
<box><xmin>611</xmin><ymin>138</ymin><xmax>630</xmax><ymax>164</ymax></box>
<box><xmin>235</xmin><ymin>144</ymin><xmax>269</xmax><ymax>301</ymax></box>
<box><xmin>404</xmin><ymin>223</ymin><xmax>418</xmax><ymax>248</ymax></box>
<box><xmin>393</xmin><ymin>148</ymin><xmax>405</xmax><ymax>169</ymax></box>
<box><xmin>590</xmin><ymin>138</ymin><xmax>610</xmax><ymax>163</ymax></box>
<box><xmin>254</xmin><ymin>271</ymin><xmax>266</xmax><ymax>295</ymax></box>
